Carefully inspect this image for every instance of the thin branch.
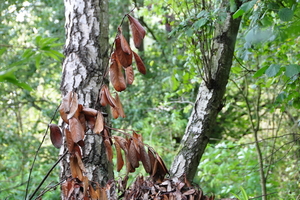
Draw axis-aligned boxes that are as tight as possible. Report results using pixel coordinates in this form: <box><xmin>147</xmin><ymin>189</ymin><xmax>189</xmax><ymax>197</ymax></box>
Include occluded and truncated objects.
<box><xmin>34</xmin><ymin>179</ymin><xmax>66</xmax><ymax>200</ymax></box>
<box><xmin>25</xmin><ymin>105</ymin><xmax>60</xmax><ymax>199</ymax></box>
<box><xmin>28</xmin><ymin>150</ymin><xmax>68</xmax><ymax>200</ymax></box>
<box><xmin>0</xmin><ymin>181</ymin><xmax>27</xmax><ymax>193</ymax></box>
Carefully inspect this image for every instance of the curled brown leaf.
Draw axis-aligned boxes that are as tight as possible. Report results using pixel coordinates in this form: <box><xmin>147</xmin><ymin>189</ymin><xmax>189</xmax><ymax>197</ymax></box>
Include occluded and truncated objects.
<box><xmin>127</xmin><ymin>14</ymin><xmax>146</xmax><ymax>49</ymax></box>
<box><xmin>133</xmin><ymin>51</ymin><xmax>146</xmax><ymax>74</ymax></box>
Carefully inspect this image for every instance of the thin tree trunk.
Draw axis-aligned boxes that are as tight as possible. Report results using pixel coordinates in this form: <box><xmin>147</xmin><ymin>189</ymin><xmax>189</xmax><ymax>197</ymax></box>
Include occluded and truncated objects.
<box><xmin>170</xmin><ymin>1</ymin><xmax>242</xmax><ymax>182</ymax></box>
<box><xmin>59</xmin><ymin>0</ymin><xmax>113</xmax><ymax>193</ymax></box>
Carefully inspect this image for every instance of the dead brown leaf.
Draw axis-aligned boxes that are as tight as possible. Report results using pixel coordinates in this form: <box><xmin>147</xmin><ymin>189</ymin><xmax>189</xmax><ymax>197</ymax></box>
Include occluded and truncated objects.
<box><xmin>49</xmin><ymin>124</ymin><xmax>63</xmax><ymax>148</ymax></box>
<box><xmin>93</xmin><ymin>111</ymin><xmax>104</xmax><ymax>134</ymax></box>
<box><xmin>127</xmin><ymin>14</ymin><xmax>146</xmax><ymax>49</ymax></box>
<box><xmin>133</xmin><ymin>51</ymin><xmax>146</xmax><ymax>74</ymax></box>
<box><xmin>110</xmin><ymin>52</ymin><xmax>127</xmax><ymax>92</ymax></box>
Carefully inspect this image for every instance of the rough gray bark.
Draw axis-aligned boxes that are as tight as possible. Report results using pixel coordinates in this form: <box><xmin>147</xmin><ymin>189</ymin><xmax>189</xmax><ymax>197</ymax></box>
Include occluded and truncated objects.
<box><xmin>59</xmin><ymin>0</ymin><xmax>112</xmax><ymax>190</ymax></box>
<box><xmin>170</xmin><ymin>2</ymin><xmax>242</xmax><ymax>182</ymax></box>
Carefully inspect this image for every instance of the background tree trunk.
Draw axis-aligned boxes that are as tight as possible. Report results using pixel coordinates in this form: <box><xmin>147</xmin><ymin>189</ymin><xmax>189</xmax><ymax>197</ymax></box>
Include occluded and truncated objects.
<box><xmin>59</xmin><ymin>0</ymin><xmax>112</xmax><ymax>190</ymax></box>
<box><xmin>170</xmin><ymin>1</ymin><xmax>242</xmax><ymax>182</ymax></box>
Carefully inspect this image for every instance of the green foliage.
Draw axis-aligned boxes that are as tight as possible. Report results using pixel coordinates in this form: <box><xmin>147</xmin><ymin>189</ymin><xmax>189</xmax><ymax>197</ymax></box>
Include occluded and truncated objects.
<box><xmin>0</xmin><ymin>0</ymin><xmax>64</xmax><ymax>199</ymax></box>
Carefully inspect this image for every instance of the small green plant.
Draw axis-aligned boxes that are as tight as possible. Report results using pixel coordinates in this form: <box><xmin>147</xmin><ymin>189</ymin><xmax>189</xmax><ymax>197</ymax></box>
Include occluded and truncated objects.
<box><xmin>232</xmin><ymin>187</ymin><xmax>249</xmax><ymax>200</ymax></box>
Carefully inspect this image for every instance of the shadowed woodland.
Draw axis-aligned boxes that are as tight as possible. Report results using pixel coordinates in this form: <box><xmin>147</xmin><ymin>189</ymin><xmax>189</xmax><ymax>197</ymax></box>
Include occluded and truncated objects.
<box><xmin>0</xmin><ymin>0</ymin><xmax>299</xmax><ymax>199</ymax></box>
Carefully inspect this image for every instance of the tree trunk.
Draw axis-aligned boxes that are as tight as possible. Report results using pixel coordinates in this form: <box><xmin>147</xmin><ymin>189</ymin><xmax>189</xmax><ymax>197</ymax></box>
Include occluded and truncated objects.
<box><xmin>170</xmin><ymin>1</ymin><xmax>242</xmax><ymax>182</ymax></box>
<box><xmin>59</xmin><ymin>0</ymin><xmax>112</xmax><ymax>192</ymax></box>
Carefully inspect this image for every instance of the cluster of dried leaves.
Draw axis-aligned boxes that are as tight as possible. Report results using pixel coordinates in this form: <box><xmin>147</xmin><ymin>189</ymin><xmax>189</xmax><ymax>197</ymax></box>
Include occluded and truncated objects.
<box><xmin>49</xmin><ymin>89</ymin><xmax>169</xmax><ymax>199</ymax></box>
<box><xmin>47</xmin><ymin>14</ymin><xmax>177</xmax><ymax>199</ymax></box>
<box><xmin>110</xmin><ymin>14</ymin><xmax>146</xmax><ymax>92</ymax></box>
<box><xmin>120</xmin><ymin>176</ymin><xmax>215</xmax><ymax>200</ymax></box>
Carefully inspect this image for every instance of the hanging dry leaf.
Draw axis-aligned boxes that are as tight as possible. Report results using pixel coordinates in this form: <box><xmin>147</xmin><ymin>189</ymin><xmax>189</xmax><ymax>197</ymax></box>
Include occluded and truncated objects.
<box><xmin>125</xmin><ymin>65</ymin><xmax>134</xmax><ymax>85</ymax></box>
<box><xmin>100</xmin><ymin>85</ymin><xmax>109</xmax><ymax>107</ymax></box>
<box><xmin>115</xmin><ymin>36</ymin><xmax>132</xmax><ymax>68</ymax></box>
<box><xmin>85</xmin><ymin>114</ymin><xmax>96</xmax><ymax>130</ymax></box>
<box><xmin>132</xmin><ymin>131</ymin><xmax>142</xmax><ymax>154</ymax></box>
<box><xmin>78</xmin><ymin>112</ymin><xmax>87</xmax><ymax>132</ymax></box>
<box><xmin>118</xmin><ymin>27</ymin><xmax>132</xmax><ymax>54</ymax></box>
<box><xmin>128</xmin><ymin>139</ymin><xmax>139</xmax><ymax>168</ymax></box>
<box><xmin>82</xmin><ymin>107</ymin><xmax>98</xmax><ymax>117</ymax></box>
<box><xmin>70</xmin><ymin>155</ymin><xmax>79</xmax><ymax>179</ymax></box>
<box><xmin>89</xmin><ymin>185</ymin><xmax>99</xmax><ymax>200</ymax></box>
<box><xmin>59</xmin><ymin>104</ymin><xmax>69</xmax><ymax>124</ymax></box>
<box><xmin>115</xmin><ymin>93</ymin><xmax>125</xmax><ymax>118</ymax></box>
<box><xmin>139</xmin><ymin>144</ymin><xmax>151</xmax><ymax>173</ymax></box>
<box><xmin>127</xmin><ymin>14</ymin><xmax>146</xmax><ymax>49</ymax></box>
<box><xmin>114</xmin><ymin>141</ymin><xmax>124</xmax><ymax>172</ymax></box>
<box><xmin>148</xmin><ymin>149</ymin><xmax>157</xmax><ymax>176</ymax></box>
<box><xmin>69</xmin><ymin>117</ymin><xmax>85</xmax><ymax>143</ymax></box>
<box><xmin>152</xmin><ymin>152</ymin><xmax>169</xmax><ymax>183</ymax></box>
<box><xmin>113</xmin><ymin>136</ymin><xmax>128</xmax><ymax>154</ymax></box>
<box><xmin>98</xmin><ymin>186</ymin><xmax>108</xmax><ymax>200</ymax></box>
<box><xmin>104</xmin><ymin>138</ymin><xmax>113</xmax><ymax>162</ymax></box>
<box><xmin>125</xmin><ymin>153</ymin><xmax>135</xmax><ymax>174</ymax></box>
<box><xmin>93</xmin><ymin>111</ymin><xmax>104</xmax><ymax>134</ymax></box>
<box><xmin>102</xmin><ymin>85</ymin><xmax>118</xmax><ymax>108</ymax></box>
<box><xmin>62</xmin><ymin>91</ymin><xmax>79</xmax><ymax>119</ymax></box>
<box><xmin>82</xmin><ymin>176</ymin><xmax>89</xmax><ymax>197</ymax></box>
<box><xmin>49</xmin><ymin>124</ymin><xmax>63</xmax><ymax>148</ymax></box>
<box><xmin>133</xmin><ymin>51</ymin><xmax>147</xmax><ymax>74</ymax></box>
<box><xmin>62</xmin><ymin>179</ymin><xmax>75</xmax><ymax>200</ymax></box>
<box><xmin>72</xmin><ymin>144</ymin><xmax>82</xmax><ymax>158</ymax></box>
<box><xmin>65</xmin><ymin>128</ymin><xmax>74</xmax><ymax>153</ymax></box>
<box><xmin>75</xmin><ymin>151</ymin><xmax>86</xmax><ymax>173</ymax></box>
<box><xmin>111</xmin><ymin>107</ymin><xmax>119</xmax><ymax>119</ymax></box>
<box><xmin>110</xmin><ymin>52</ymin><xmax>127</xmax><ymax>92</ymax></box>
<box><xmin>62</xmin><ymin>91</ymin><xmax>72</xmax><ymax>113</ymax></box>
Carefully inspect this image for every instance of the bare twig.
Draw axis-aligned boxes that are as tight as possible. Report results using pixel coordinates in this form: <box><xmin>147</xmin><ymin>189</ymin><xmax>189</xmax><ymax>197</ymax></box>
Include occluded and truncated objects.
<box><xmin>25</xmin><ymin>105</ymin><xmax>60</xmax><ymax>199</ymax></box>
<box><xmin>28</xmin><ymin>150</ymin><xmax>68</xmax><ymax>200</ymax></box>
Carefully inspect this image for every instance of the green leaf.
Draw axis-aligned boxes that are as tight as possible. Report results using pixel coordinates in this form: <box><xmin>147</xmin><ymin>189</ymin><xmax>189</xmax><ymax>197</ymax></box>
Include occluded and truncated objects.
<box><xmin>233</xmin><ymin>9</ymin><xmax>245</xmax><ymax>19</ymax></box>
<box><xmin>253</xmin><ymin>66</ymin><xmax>268</xmax><ymax>78</ymax></box>
<box><xmin>231</xmin><ymin>66</ymin><xmax>242</xmax><ymax>74</ymax></box>
<box><xmin>22</xmin><ymin>49</ymin><xmax>35</xmax><ymax>58</ymax></box>
<box><xmin>284</xmin><ymin>64</ymin><xmax>300</xmax><ymax>78</ymax></box>
<box><xmin>265</xmin><ymin>64</ymin><xmax>280</xmax><ymax>77</ymax></box>
<box><xmin>278</xmin><ymin>8</ymin><xmax>293</xmax><ymax>22</ymax></box>
<box><xmin>0</xmin><ymin>68</ymin><xmax>33</xmax><ymax>91</ymax></box>
<box><xmin>193</xmin><ymin>18</ymin><xmax>208</xmax><ymax>29</ymax></box>
<box><xmin>233</xmin><ymin>0</ymin><xmax>257</xmax><ymax>19</ymax></box>
<box><xmin>35</xmin><ymin>53</ymin><xmax>42</xmax><ymax>68</ymax></box>
<box><xmin>186</xmin><ymin>28</ymin><xmax>193</xmax><ymax>37</ymax></box>
<box><xmin>0</xmin><ymin>48</ymin><xmax>7</xmax><ymax>56</ymax></box>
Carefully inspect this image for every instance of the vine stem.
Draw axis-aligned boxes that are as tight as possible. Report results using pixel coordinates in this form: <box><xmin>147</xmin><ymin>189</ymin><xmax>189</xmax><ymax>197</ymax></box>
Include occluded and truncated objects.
<box><xmin>25</xmin><ymin>105</ymin><xmax>60</xmax><ymax>200</ymax></box>
<box><xmin>28</xmin><ymin>150</ymin><xmax>68</xmax><ymax>200</ymax></box>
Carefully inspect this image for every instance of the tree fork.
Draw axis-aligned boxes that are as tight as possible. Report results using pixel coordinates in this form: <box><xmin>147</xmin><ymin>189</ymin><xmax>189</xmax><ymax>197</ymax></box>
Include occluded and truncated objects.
<box><xmin>170</xmin><ymin>0</ymin><xmax>242</xmax><ymax>182</ymax></box>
